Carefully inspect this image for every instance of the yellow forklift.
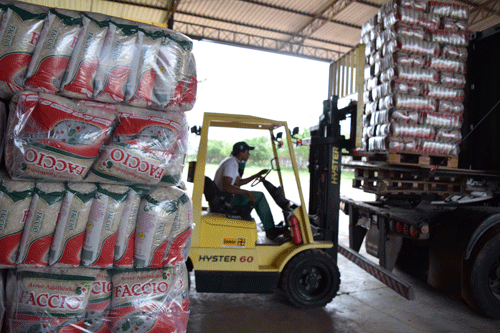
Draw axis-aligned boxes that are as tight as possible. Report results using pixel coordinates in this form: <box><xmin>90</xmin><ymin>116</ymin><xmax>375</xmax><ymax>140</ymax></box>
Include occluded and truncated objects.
<box><xmin>186</xmin><ymin>97</ymin><xmax>412</xmax><ymax>307</ymax></box>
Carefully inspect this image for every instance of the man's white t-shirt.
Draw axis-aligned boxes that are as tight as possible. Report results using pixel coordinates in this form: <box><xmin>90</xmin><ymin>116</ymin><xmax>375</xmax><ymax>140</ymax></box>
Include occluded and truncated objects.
<box><xmin>214</xmin><ymin>156</ymin><xmax>240</xmax><ymax>192</ymax></box>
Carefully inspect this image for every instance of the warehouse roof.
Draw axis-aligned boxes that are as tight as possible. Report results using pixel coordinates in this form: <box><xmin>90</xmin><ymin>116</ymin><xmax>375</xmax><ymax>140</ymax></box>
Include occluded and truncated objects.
<box><xmin>24</xmin><ymin>0</ymin><xmax>500</xmax><ymax>62</ymax></box>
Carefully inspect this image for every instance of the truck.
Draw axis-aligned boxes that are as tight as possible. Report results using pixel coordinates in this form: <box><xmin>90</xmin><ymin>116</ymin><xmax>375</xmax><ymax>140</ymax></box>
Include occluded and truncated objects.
<box><xmin>185</xmin><ymin>23</ymin><xmax>500</xmax><ymax>319</ymax></box>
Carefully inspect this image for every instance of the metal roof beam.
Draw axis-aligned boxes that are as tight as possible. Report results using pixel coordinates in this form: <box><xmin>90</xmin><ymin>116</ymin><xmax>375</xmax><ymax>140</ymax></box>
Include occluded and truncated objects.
<box><xmin>174</xmin><ymin>21</ymin><xmax>346</xmax><ymax>62</ymax></box>
<box><xmin>176</xmin><ymin>11</ymin><xmax>354</xmax><ymax>49</ymax></box>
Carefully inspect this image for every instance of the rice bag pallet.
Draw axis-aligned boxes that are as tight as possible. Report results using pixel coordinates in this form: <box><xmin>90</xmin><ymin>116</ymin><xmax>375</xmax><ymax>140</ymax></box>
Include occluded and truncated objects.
<box><xmin>353</xmin><ymin>150</ymin><xmax>459</xmax><ymax>169</ymax></box>
<box><xmin>351</xmin><ymin>163</ymin><xmax>465</xmax><ymax>198</ymax></box>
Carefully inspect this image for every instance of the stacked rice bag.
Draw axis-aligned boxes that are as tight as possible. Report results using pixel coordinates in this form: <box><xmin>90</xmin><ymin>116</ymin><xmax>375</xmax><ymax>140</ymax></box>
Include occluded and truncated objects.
<box><xmin>0</xmin><ymin>1</ymin><xmax>197</xmax><ymax>113</ymax></box>
<box><xmin>4</xmin><ymin>91</ymin><xmax>188</xmax><ymax>186</ymax></box>
<box><xmin>361</xmin><ymin>0</ymin><xmax>467</xmax><ymax>156</ymax></box>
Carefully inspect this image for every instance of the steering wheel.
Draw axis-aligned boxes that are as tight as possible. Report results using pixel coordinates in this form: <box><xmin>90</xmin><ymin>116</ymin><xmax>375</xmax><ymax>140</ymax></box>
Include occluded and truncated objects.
<box><xmin>251</xmin><ymin>168</ymin><xmax>271</xmax><ymax>187</ymax></box>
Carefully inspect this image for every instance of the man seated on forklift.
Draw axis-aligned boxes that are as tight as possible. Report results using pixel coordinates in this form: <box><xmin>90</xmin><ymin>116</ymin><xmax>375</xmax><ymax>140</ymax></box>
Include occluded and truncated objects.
<box><xmin>214</xmin><ymin>141</ymin><xmax>286</xmax><ymax>240</ymax></box>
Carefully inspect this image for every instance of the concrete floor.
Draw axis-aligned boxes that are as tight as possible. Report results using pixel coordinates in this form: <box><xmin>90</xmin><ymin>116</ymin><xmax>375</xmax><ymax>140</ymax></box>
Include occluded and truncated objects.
<box><xmin>186</xmin><ymin>186</ymin><xmax>500</xmax><ymax>333</ymax></box>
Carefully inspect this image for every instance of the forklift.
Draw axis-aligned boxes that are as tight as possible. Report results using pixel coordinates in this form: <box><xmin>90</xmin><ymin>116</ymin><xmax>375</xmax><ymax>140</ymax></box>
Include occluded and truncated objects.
<box><xmin>186</xmin><ymin>97</ymin><xmax>411</xmax><ymax>307</ymax></box>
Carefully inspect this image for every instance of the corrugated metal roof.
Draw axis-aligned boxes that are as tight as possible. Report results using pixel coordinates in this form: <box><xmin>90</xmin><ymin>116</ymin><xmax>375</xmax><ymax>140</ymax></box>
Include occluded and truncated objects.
<box><xmin>15</xmin><ymin>0</ymin><xmax>500</xmax><ymax>62</ymax></box>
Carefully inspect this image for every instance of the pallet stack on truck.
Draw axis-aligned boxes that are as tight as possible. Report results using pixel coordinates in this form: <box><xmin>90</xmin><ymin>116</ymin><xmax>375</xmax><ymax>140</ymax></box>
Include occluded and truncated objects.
<box><xmin>0</xmin><ymin>1</ymin><xmax>197</xmax><ymax>332</ymax></box>
<box><xmin>331</xmin><ymin>0</ymin><xmax>500</xmax><ymax>319</ymax></box>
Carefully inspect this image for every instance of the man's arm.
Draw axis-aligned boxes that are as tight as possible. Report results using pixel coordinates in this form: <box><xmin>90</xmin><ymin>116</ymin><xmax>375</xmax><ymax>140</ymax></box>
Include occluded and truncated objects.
<box><xmin>222</xmin><ymin>176</ymin><xmax>256</xmax><ymax>202</ymax></box>
<box><xmin>234</xmin><ymin>169</ymin><xmax>268</xmax><ymax>187</ymax></box>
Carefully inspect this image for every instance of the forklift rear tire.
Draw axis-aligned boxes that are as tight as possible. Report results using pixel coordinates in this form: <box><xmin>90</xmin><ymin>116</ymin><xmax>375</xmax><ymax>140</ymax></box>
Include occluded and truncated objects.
<box><xmin>463</xmin><ymin>235</ymin><xmax>500</xmax><ymax>319</ymax></box>
<box><xmin>280</xmin><ymin>249</ymin><xmax>340</xmax><ymax>308</ymax></box>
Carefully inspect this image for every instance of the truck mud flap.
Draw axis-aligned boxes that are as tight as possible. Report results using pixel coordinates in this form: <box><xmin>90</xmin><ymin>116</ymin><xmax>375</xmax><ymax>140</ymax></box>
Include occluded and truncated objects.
<box><xmin>338</xmin><ymin>244</ymin><xmax>415</xmax><ymax>300</ymax></box>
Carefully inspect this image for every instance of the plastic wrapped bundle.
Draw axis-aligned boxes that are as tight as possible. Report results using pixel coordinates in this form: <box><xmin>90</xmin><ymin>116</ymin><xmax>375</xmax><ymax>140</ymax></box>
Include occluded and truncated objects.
<box><xmin>114</xmin><ymin>186</ymin><xmax>149</xmax><ymax>268</ymax></box>
<box><xmin>23</xmin><ymin>9</ymin><xmax>82</xmax><ymax>92</ymax></box>
<box><xmin>5</xmin><ymin>92</ymin><xmax>117</xmax><ymax>182</ymax></box>
<box><xmin>391</xmin><ymin>123</ymin><xmax>436</xmax><ymax>139</ymax></box>
<box><xmin>5</xmin><ymin>267</ymin><xmax>96</xmax><ymax>333</ymax></box>
<box><xmin>134</xmin><ymin>187</ymin><xmax>182</xmax><ymax>268</ymax></box>
<box><xmin>0</xmin><ymin>3</ymin><xmax>47</xmax><ymax>98</ymax></box>
<box><xmin>81</xmin><ymin>184</ymin><xmax>130</xmax><ymax>268</ymax></box>
<box><xmin>440</xmin><ymin>72</ymin><xmax>466</xmax><ymax>88</ymax></box>
<box><xmin>48</xmin><ymin>183</ymin><xmax>97</xmax><ymax>267</ymax></box>
<box><xmin>438</xmin><ymin>100</ymin><xmax>464</xmax><ymax>113</ymax></box>
<box><xmin>152</xmin><ymin>32</ymin><xmax>197</xmax><ymax>112</ymax></box>
<box><xmin>60</xmin><ymin>13</ymin><xmax>110</xmax><ymax>99</ymax></box>
<box><xmin>163</xmin><ymin>189</ymin><xmax>193</xmax><ymax>266</ymax></box>
<box><xmin>94</xmin><ymin>21</ymin><xmax>141</xmax><ymax>103</ymax></box>
<box><xmin>442</xmin><ymin>45</ymin><xmax>467</xmax><ymax>61</ymax></box>
<box><xmin>421</xmin><ymin>111</ymin><xmax>463</xmax><ymax>129</ymax></box>
<box><xmin>16</xmin><ymin>182</ymin><xmax>65</xmax><ymax>267</ymax></box>
<box><xmin>427</xmin><ymin>29</ymin><xmax>468</xmax><ymax>47</ymax></box>
<box><xmin>422</xmin><ymin>83</ymin><xmax>464</xmax><ymax>102</ymax></box>
<box><xmin>125</xmin><ymin>29</ymin><xmax>164</xmax><ymax>108</ymax></box>
<box><xmin>427</xmin><ymin>56</ymin><xmax>466</xmax><ymax>74</ymax></box>
<box><xmin>428</xmin><ymin>1</ymin><xmax>469</xmax><ymax>19</ymax></box>
<box><xmin>90</xmin><ymin>105</ymin><xmax>188</xmax><ymax>185</ymax></box>
<box><xmin>421</xmin><ymin>140</ymin><xmax>459</xmax><ymax>155</ymax></box>
<box><xmin>81</xmin><ymin>269</ymin><xmax>112</xmax><ymax>333</ymax></box>
<box><xmin>108</xmin><ymin>266</ymin><xmax>189</xmax><ymax>333</ymax></box>
<box><xmin>0</xmin><ymin>177</ymin><xmax>35</xmax><ymax>267</ymax></box>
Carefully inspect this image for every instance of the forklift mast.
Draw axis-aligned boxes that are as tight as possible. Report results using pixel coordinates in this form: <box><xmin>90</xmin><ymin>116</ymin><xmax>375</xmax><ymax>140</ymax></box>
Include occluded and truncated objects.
<box><xmin>308</xmin><ymin>96</ymin><xmax>357</xmax><ymax>259</ymax></box>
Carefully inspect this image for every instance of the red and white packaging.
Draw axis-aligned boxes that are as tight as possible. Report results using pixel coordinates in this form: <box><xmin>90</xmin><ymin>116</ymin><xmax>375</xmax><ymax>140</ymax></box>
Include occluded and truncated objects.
<box><xmin>81</xmin><ymin>269</ymin><xmax>112</xmax><ymax>333</ymax></box>
<box><xmin>114</xmin><ymin>186</ymin><xmax>149</xmax><ymax>268</ymax></box>
<box><xmin>16</xmin><ymin>182</ymin><xmax>66</xmax><ymax>267</ymax></box>
<box><xmin>89</xmin><ymin>105</ymin><xmax>187</xmax><ymax>186</ymax></box>
<box><xmin>152</xmin><ymin>32</ymin><xmax>197</xmax><ymax>112</ymax></box>
<box><xmin>0</xmin><ymin>3</ymin><xmax>47</xmax><ymax>98</ymax></box>
<box><xmin>108</xmin><ymin>266</ymin><xmax>189</xmax><ymax>333</ymax></box>
<box><xmin>126</xmin><ymin>29</ymin><xmax>163</xmax><ymax>108</ymax></box>
<box><xmin>5</xmin><ymin>92</ymin><xmax>117</xmax><ymax>182</ymax></box>
<box><xmin>48</xmin><ymin>183</ymin><xmax>97</xmax><ymax>267</ymax></box>
<box><xmin>134</xmin><ymin>187</ymin><xmax>180</xmax><ymax>268</ymax></box>
<box><xmin>0</xmin><ymin>177</ymin><xmax>35</xmax><ymax>267</ymax></box>
<box><xmin>60</xmin><ymin>13</ymin><xmax>109</xmax><ymax>99</ymax></box>
<box><xmin>81</xmin><ymin>184</ymin><xmax>130</xmax><ymax>268</ymax></box>
<box><xmin>93</xmin><ymin>21</ymin><xmax>140</xmax><ymax>103</ymax></box>
<box><xmin>23</xmin><ymin>8</ymin><xmax>82</xmax><ymax>92</ymax></box>
<box><xmin>6</xmin><ymin>267</ymin><xmax>96</xmax><ymax>333</ymax></box>
<box><xmin>163</xmin><ymin>189</ymin><xmax>193</xmax><ymax>266</ymax></box>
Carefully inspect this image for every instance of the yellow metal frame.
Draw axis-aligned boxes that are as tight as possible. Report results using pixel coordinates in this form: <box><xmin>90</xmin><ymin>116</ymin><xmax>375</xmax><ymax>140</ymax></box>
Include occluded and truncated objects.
<box><xmin>190</xmin><ymin>112</ymin><xmax>333</xmax><ymax>273</ymax></box>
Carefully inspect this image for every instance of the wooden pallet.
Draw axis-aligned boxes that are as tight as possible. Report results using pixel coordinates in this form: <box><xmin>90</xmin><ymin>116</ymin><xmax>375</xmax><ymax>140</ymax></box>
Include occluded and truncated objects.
<box><xmin>351</xmin><ymin>164</ymin><xmax>465</xmax><ymax>198</ymax></box>
<box><xmin>352</xmin><ymin>150</ymin><xmax>459</xmax><ymax>169</ymax></box>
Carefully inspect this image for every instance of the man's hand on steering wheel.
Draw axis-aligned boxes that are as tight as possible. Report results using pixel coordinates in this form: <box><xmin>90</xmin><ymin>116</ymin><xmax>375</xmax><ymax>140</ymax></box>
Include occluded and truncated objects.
<box><xmin>251</xmin><ymin>168</ymin><xmax>271</xmax><ymax>187</ymax></box>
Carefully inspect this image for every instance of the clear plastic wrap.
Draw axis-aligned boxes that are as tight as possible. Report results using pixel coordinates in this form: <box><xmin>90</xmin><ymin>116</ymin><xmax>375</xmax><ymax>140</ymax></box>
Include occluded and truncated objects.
<box><xmin>388</xmin><ymin>137</ymin><xmax>420</xmax><ymax>151</ymax></box>
<box><xmin>422</xmin><ymin>83</ymin><xmax>464</xmax><ymax>102</ymax></box>
<box><xmin>395</xmin><ymin>93</ymin><xmax>437</xmax><ymax>111</ymax></box>
<box><xmin>427</xmin><ymin>56</ymin><xmax>466</xmax><ymax>74</ymax></box>
<box><xmin>5</xmin><ymin>267</ymin><xmax>96</xmax><ymax>333</ymax></box>
<box><xmin>365</xmin><ymin>76</ymin><xmax>379</xmax><ymax>91</ymax></box>
<box><xmin>114</xmin><ymin>186</ymin><xmax>149</xmax><ymax>268</ymax></box>
<box><xmin>0</xmin><ymin>177</ymin><xmax>35</xmax><ymax>268</ymax></box>
<box><xmin>108</xmin><ymin>265</ymin><xmax>189</xmax><ymax>333</ymax></box>
<box><xmin>421</xmin><ymin>111</ymin><xmax>463</xmax><ymax>129</ymax></box>
<box><xmin>368</xmin><ymin>49</ymin><xmax>382</xmax><ymax>66</ymax></box>
<box><xmin>421</xmin><ymin>140</ymin><xmax>459</xmax><ymax>155</ymax></box>
<box><xmin>61</xmin><ymin>13</ymin><xmax>110</xmax><ymax>99</ymax></box>
<box><xmin>23</xmin><ymin>9</ymin><xmax>82</xmax><ymax>93</ymax></box>
<box><xmin>427</xmin><ymin>29</ymin><xmax>468</xmax><ymax>46</ymax></box>
<box><xmin>134</xmin><ymin>187</ymin><xmax>181</xmax><ymax>268</ymax></box>
<box><xmin>436</xmin><ymin>128</ymin><xmax>461</xmax><ymax>143</ymax></box>
<box><xmin>380</xmin><ymin>0</ymin><xmax>428</xmax><ymax>15</ymax></box>
<box><xmin>80</xmin><ymin>269</ymin><xmax>112</xmax><ymax>333</ymax></box>
<box><xmin>89</xmin><ymin>105</ymin><xmax>188</xmax><ymax>186</ymax></box>
<box><xmin>391</xmin><ymin>123</ymin><xmax>436</xmax><ymax>139</ymax></box>
<box><xmin>151</xmin><ymin>32</ymin><xmax>197</xmax><ymax>112</ymax></box>
<box><xmin>379</xmin><ymin>94</ymin><xmax>395</xmax><ymax>109</ymax></box>
<box><xmin>5</xmin><ymin>92</ymin><xmax>117</xmax><ymax>182</ymax></box>
<box><xmin>49</xmin><ymin>183</ymin><xmax>97</xmax><ymax>267</ymax></box>
<box><xmin>81</xmin><ymin>184</ymin><xmax>130</xmax><ymax>268</ymax></box>
<box><xmin>428</xmin><ymin>1</ymin><xmax>469</xmax><ymax>19</ymax></box>
<box><xmin>396</xmin><ymin>36</ymin><xmax>440</xmax><ymax>56</ymax></box>
<box><xmin>438</xmin><ymin>100</ymin><xmax>464</xmax><ymax>113</ymax></box>
<box><xmin>93</xmin><ymin>21</ymin><xmax>141</xmax><ymax>103</ymax></box>
<box><xmin>397</xmin><ymin>65</ymin><xmax>438</xmax><ymax>83</ymax></box>
<box><xmin>370</xmin><ymin>110</ymin><xmax>390</xmax><ymax>125</ymax></box>
<box><xmin>361</xmin><ymin>15</ymin><xmax>377</xmax><ymax>37</ymax></box>
<box><xmin>441</xmin><ymin>18</ymin><xmax>468</xmax><ymax>31</ymax></box>
<box><xmin>363</xmin><ymin>125</ymin><xmax>376</xmax><ymax>139</ymax></box>
<box><xmin>418</xmin><ymin>12</ymin><xmax>441</xmax><ymax>30</ymax></box>
<box><xmin>0</xmin><ymin>3</ymin><xmax>47</xmax><ymax>98</ymax></box>
<box><xmin>379</xmin><ymin>52</ymin><xmax>425</xmax><ymax>72</ymax></box>
<box><xmin>368</xmin><ymin>136</ymin><xmax>389</xmax><ymax>151</ymax></box>
<box><xmin>16</xmin><ymin>182</ymin><xmax>66</xmax><ymax>267</ymax></box>
<box><xmin>440</xmin><ymin>72</ymin><xmax>466</xmax><ymax>88</ymax></box>
<box><xmin>442</xmin><ymin>45</ymin><xmax>467</xmax><ymax>61</ymax></box>
<box><xmin>394</xmin><ymin>22</ymin><xmax>426</xmax><ymax>39</ymax></box>
<box><xmin>376</xmin><ymin>123</ymin><xmax>391</xmax><ymax>136</ymax></box>
<box><xmin>391</xmin><ymin>109</ymin><xmax>420</xmax><ymax>124</ymax></box>
<box><xmin>364</xmin><ymin>101</ymin><xmax>378</xmax><ymax>115</ymax></box>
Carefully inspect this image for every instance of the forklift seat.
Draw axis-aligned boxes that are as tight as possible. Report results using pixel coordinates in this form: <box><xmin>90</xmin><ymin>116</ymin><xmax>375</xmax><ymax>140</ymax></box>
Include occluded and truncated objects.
<box><xmin>203</xmin><ymin>176</ymin><xmax>254</xmax><ymax>220</ymax></box>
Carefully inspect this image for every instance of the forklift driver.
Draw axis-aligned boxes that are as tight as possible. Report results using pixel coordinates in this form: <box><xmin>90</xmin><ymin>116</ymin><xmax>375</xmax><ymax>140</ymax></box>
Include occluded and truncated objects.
<box><xmin>214</xmin><ymin>141</ymin><xmax>286</xmax><ymax>240</ymax></box>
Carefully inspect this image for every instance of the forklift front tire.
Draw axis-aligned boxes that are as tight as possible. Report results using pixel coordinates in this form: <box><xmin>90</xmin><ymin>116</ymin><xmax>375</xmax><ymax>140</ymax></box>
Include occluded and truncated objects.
<box><xmin>280</xmin><ymin>249</ymin><xmax>340</xmax><ymax>308</ymax></box>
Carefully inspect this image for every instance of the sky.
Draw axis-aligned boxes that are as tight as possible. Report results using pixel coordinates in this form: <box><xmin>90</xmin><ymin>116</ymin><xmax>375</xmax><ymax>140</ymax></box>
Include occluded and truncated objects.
<box><xmin>186</xmin><ymin>40</ymin><xmax>331</xmax><ymax>143</ymax></box>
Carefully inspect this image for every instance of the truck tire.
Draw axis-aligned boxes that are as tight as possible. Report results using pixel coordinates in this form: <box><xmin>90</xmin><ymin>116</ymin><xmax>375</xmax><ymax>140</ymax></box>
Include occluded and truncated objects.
<box><xmin>464</xmin><ymin>236</ymin><xmax>500</xmax><ymax>319</ymax></box>
<box><xmin>280</xmin><ymin>249</ymin><xmax>340</xmax><ymax>308</ymax></box>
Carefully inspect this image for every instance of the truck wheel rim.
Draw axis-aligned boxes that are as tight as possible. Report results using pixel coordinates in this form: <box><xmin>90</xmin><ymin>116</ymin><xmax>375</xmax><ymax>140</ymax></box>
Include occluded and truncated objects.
<box><xmin>490</xmin><ymin>256</ymin><xmax>500</xmax><ymax>300</ymax></box>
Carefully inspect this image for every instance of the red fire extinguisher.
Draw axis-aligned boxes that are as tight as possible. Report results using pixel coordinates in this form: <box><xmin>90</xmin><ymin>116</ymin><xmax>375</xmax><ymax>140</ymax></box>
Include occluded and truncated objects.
<box><xmin>288</xmin><ymin>214</ymin><xmax>302</xmax><ymax>245</ymax></box>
